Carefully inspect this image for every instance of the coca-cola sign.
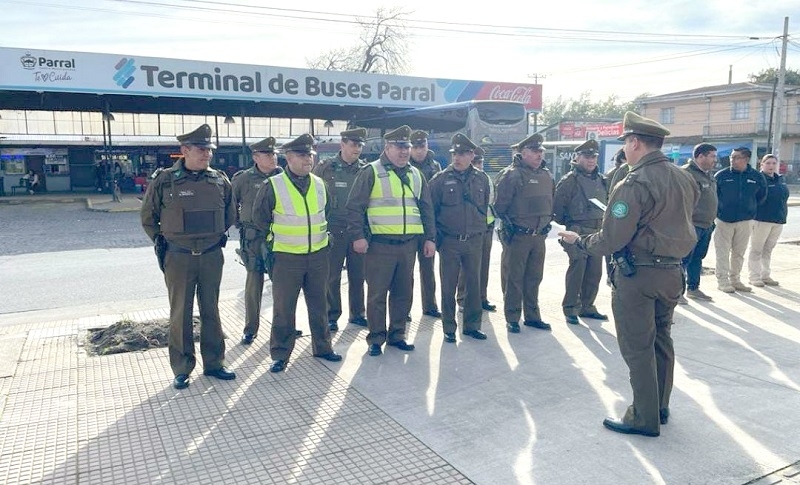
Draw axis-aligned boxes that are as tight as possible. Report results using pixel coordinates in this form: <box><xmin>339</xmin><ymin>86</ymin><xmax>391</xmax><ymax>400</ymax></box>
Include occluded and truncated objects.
<box><xmin>474</xmin><ymin>82</ymin><xmax>542</xmax><ymax>111</ymax></box>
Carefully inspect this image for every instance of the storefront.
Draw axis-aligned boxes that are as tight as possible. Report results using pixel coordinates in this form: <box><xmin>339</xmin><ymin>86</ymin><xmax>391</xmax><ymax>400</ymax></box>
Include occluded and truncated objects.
<box><xmin>0</xmin><ymin>147</ymin><xmax>71</xmax><ymax>194</ymax></box>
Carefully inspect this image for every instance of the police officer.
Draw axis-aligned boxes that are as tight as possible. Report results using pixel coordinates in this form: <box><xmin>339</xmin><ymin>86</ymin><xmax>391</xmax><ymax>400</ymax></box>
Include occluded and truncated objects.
<box><xmin>559</xmin><ymin>111</ymin><xmax>699</xmax><ymax>437</ymax></box>
<box><xmin>252</xmin><ymin>134</ymin><xmax>341</xmax><ymax>373</ymax></box>
<box><xmin>231</xmin><ymin>137</ymin><xmax>288</xmax><ymax>345</ymax></box>
<box><xmin>140</xmin><ymin>123</ymin><xmax>236</xmax><ymax>390</ymax></box>
<box><xmin>553</xmin><ymin>139</ymin><xmax>608</xmax><ymax>325</ymax></box>
<box><xmin>312</xmin><ymin>128</ymin><xmax>369</xmax><ymax>332</ymax></box>
<box><xmin>409</xmin><ymin>129</ymin><xmax>443</xmax><ymax>319</ymax></box>
<box><xmin>346</xmin><ymin>125</ymin><xmax>437</xmax><ymax>356</ymax></box>
<box><xmin>456</xmin><ymin>146</ymin><xmax>497</xmax><ymax>312</ymax></box>
<box><xmin>494</xmin><ymin>133</ymin><xmax>555</xmax><ymax>333</ymax></box>
<box><xmin>429</xmin><ymin>134</ymin><xmax>490</xmax><ymax>343</ymax></box>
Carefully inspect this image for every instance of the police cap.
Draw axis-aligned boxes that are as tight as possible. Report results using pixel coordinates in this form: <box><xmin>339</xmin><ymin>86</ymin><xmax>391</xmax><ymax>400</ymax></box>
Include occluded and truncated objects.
<box><xmin>472</xmin><ymin>146</ymin><xmax>485</xmax><ymax>163</ymax></box>
<box><xmin>449</xmin><ymin>133</ymin><xmax>478</xmax><ymax>153</ymax></box>
<box><xmin>574</xmin><ymin>139</ymin><xmax>599</xmax><ymax>156</ymax></box>
<box><xmin>383</xmin><ymin>125</ymin><xmax>412</xmax><ymax>147</ymax></box>
<box><xmin>410</xmin><ymin>130</ymin><xmax>429</xmax><ymax>147</ymax></box>
<box><xmin>511</xmin><ymin>132</ymin><xmax>544</xmax><ymax>151</ymax></box>
<box><xmin>250</xmin><ymin>136</ymin><xmax>277</xmax><ymax>154</ymax></box>
<box><xmin>176</xmin><ymin>123</ymin><xmax>216</xmax><ymax>148</ymax></box>
<box><xmin>617</xmin><ymin>111</ymin><xmax>670</xmax><ymax>141</ymax></box>
<box><xmin>281</xmin><ymin>134</ymin><xmax>316</xmax><ymax>154</ymax></box>
<box><xmin>341</xmin><ymin>128</ymin><xmax>367</xmax><ymax>144</ymax></box>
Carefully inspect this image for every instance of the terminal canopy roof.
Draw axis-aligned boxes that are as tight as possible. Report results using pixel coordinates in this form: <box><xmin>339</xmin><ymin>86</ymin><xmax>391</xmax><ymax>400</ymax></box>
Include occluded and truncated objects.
<box><xmin>0</xmin><ymin>47</ymin><xmax>542</xmax><ymax>121</ymax></box>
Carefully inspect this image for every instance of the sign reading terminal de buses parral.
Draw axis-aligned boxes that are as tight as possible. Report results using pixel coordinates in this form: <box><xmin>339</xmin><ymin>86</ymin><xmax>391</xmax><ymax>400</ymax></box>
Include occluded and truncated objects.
<box><xmin>0</xmin><ymin>47</ymin><xmax>543</xmax><ymax>111</ymax></box>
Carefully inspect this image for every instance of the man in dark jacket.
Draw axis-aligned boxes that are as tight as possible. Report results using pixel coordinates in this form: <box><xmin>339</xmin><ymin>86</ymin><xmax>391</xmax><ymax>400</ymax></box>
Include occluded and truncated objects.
<box><xmin>713</xmin><ymin>147</ymin><xmax>767</xmax><ymax>293</ymax></box>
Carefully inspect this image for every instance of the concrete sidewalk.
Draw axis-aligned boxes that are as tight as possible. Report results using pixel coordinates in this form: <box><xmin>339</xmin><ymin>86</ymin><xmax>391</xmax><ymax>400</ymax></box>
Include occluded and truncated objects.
<box><xmin>2</xmin><ymin>236</ymin><xmax>800</xmax><ymax>484</ymax></box>
<box><xmin>0</xmin><ymin>192</ymin><xmax>142</xmax><ymax>212</ymax></box>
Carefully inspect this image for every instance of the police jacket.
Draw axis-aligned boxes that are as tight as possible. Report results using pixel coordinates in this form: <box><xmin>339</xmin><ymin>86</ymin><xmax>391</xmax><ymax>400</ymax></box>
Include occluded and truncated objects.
<box><xmin>251</xmin><ymin>167</ymin><xmax>331</xmax><ymax>250</ymax></box>
<box><xmin>553</xmin><ymin>164</ymin><xmax>607</xmax><ymax>232</ymax></box>
<box><xmin>429</xmin><ymin>165</ymin><xmax>490</xmax><ymax>237</ymax></box>
<box><xmin>231</xmin><ymin>165</ymin><xmax>282</xmax><ymax>228</ymax></box>
<box><xmin>312</xmin><ymin>153</ymin><xmax>367</xmax><ymax>231</ymax></box>
<box><xmin>714</xmin><ymin>165</ymin><xmax>767</xmax><ymax>223</ymax></box>
<box><xmin>345</xmin><ymin>153</ymin><xmax>436</xmax><ymax>243</ymax></box>
<box><xmin>493</xmin><ymin>155</ymin><xmax>554</xmax><ymax>232</ymax></box>
<box><xmin>580</xmin><ymin>151</ymin><xmax>699</xmax><ymax>261</ymax></box>
<box><xmin>682</xmin><ymin>160</ymin><xmax>717</xmax><ymax>229</ymax></box>
<box><xmin>140</xmin><ymin>160</ymin><xmax>235</xmax><ymax>252</ymax></box>
<box><xmin>755</xmin><ymin>173</ymin><xmax>789</xmax><ymax>224</ymax></box>
<box><xmin>411</xmin><ymin>150</ymin><xmax>442</xmax><ymax>182</ymax></box>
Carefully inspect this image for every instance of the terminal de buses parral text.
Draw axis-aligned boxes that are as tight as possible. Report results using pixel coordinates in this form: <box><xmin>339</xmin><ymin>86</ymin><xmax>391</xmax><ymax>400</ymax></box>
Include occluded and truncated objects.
<box><xmin>139</xmin><ymin>65</ymin><xmax>435</xmax><ymax>102</ymax></box>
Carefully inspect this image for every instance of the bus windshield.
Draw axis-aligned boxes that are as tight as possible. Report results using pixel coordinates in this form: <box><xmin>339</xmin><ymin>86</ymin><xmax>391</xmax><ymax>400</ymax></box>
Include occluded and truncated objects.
<box><xmin>474</xmin><ymin>102</ymin><xmax>526</xmax><ymax>125</ymax></box>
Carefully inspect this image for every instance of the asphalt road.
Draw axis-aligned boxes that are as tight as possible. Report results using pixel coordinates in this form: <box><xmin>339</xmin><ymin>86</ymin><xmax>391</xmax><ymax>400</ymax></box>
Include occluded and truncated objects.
<box><xmin>1</xmin><ymin>202</ymin><xmax>799</xmax><ymax>317</ymax></box>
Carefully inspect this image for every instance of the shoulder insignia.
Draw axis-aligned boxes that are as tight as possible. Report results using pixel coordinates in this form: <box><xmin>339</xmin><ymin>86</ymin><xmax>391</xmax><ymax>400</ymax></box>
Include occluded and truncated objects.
<box><xmin>610</xmin><ymin>201</ymin><xmax>629</xmax><ymax>219</ymax></box>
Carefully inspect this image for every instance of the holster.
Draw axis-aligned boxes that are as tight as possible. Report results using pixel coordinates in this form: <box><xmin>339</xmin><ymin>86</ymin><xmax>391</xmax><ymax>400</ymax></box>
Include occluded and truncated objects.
<box><xmin>154</xmin><ymin>234</ymin><xmax>167</xmax><ymax>273</ymax></box>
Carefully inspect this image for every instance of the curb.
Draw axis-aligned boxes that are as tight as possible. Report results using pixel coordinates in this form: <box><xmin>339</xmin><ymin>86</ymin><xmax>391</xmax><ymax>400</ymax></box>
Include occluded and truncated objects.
<box><xmin>85</xmin><ymin>197</ymin><xmax>142</xmax><ymax>213</ymax></box>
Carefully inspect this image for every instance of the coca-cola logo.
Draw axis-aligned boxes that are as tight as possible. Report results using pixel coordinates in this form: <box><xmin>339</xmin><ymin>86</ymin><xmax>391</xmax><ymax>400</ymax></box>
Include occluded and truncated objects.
<box><xmin>489</xmin><ymin>86</ymin><xmax>533</xmax><ymax>105</ymax></box>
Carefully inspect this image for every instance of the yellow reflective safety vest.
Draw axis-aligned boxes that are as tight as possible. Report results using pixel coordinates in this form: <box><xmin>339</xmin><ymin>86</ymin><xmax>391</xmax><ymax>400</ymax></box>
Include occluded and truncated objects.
<box><xmin>270</xmin><ymin>172</ymin><xmax>329</xmax><ymax>254</ymax></box>
<box><xmin>486</xmin><ymin>172</ymin><xmax>496</xmax><ymax>225</ymax></box>
<box><xmin>367</xmin><ymin>161</ymin><xmax>424</xmax><ymax>235</ymax></box>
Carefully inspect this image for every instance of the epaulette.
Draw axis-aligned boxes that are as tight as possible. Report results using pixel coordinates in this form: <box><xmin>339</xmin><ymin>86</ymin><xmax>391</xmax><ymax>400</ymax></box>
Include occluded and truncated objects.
<box><xmin>149</xmin><ymin>167</ymin><xmax>164</xmax><ymax>180</ymax></box>
<box><xmin>623</xmin><ymin>171</ymin><xmax>638</xmax><ymax>185</ymax></box>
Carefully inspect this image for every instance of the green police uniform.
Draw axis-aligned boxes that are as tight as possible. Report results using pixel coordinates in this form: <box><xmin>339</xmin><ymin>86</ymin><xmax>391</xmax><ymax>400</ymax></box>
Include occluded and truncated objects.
<box><xmin>553</xmin><ymin>139</ymin><xmax>608</xmax><ymax>321</ymax></box>
<box><xmin>140</xmin><ymin>124</ymin><xmax>236</xmax><ymax>383</ymax></box>
<box><xmin>429</xmin><ymin>134</ymin><xmax>490</xmax><ymax>339</ymax></box>
<box><xmin>346</xmin><ymin>125</ymin><xmax>437</xmax><ymax>350</ymax></box>
<box><xmin>231</xmin><ymin>136</ymin><xmax>283</xmax><ymax>341</ymax></box>
<box><xmin>252</xmin><ymin>134</ymin><xmax>337</xmax><ymax>369</ymax></box>
<box><xmin>577</xmin><ymin>112</ymin><xmax>699</xmax><ymax>435</ymax></box>
<box><xmin>312</xmin><ymin>128</ymin><xmax>368</xmax><ymax>329</ymax></box>
<box><xmin>410</xmin><ymin>129</ymin><xmax>443</xmax><ymax>316</ymax></box>
<box><xmin>494</xmin><ymin>133</ymin><xmax>554</xmax><ymax>330</ymax></box>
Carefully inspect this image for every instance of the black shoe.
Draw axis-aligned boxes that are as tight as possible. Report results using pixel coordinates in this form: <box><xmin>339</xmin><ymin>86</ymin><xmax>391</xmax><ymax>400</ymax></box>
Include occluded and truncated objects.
<box><xmin>368</xmin><ymin>344</ymin><xmax>382</xmax><ymax>356</ymax></box>
<box><xmin>241</xmin><ymin>333</ymin><xmax>255</xmax><ymax>345</ymax></box>
<box><xmin>406</xmin><ymin>314</ymin><xmax>412</xmax><ymax>322</ymax></box>
<box><xmin>348</xmin><ymin>316</ymin><xmax>368</xmax><ymax>327</ymax></box>
<box><xmin>565</xmin><ymin>315</ymin><xmax>579</xmax><ymax>325</ymax></box>
<box><xmin>463</xmin><ymin>329</ymin><xmax>487</xmax><ymax>340</ymax></box>
<box><xmin>388</xmin><ymin>340</ymin><xmax>415</xmax><ymax>351</ymax></box>
<box><xmin>328</xmin><ymin>320</ymin><xmax>339</xmax><ymax>332</ymax></box>
<box><xmin>507</xmin><ymin>322</ymin><xmax>521</xmax><ymax>333</ymax></box>
<box><xmin>173</xmin><ymin>374</ymin><xmax>190</xmax><ymax>390</ymax></box>
<box><xmin>524</xmin><ymin>320</ymin><xmax>552</xmax><ymax>331</ymax></box>
<box><xmin>270</xmin><ymin>360</ymin><xmax>287</xmax><ymax>372</ymax></box>
<box><xmin>423</xmin><ymin>309</ymin><xmax>442</xmax><ymax>318</ymax></box>
<box><xmin>203</xmin><ymin>367</ymin><xmax>236</xmax><ymax>380</ymax></box>
<box><xmin>579</xmin><ymin>312</ymin><xmax>609</xmax><ymax>321</ymax></box>
<box><xmin>660</xmin><ymin>408</ymin><xmax>670</xmax><ymax>425</ymax></box>
<box><xmin>295</xmin><ymin>330</ymin><xmax>303</xmax><ymax>337</ymax></box>
<box><xmin>314</xmin><ymin>352</ymin><xmax>343</xmax><ymax>362</ymax></box>
<box><xmin>602</xmin><ymin>418</ymin><xmax>659</xmax><ymax>437</ymax></box>
<box><xmin>481</xmin><ymin>301</ymin><xmax>497</xmax><ymax>312</ymax></box>
<box><xmin>443</xmin><ymin>332</ymin><xmax>456</xmax><ymax>343</ymax></box>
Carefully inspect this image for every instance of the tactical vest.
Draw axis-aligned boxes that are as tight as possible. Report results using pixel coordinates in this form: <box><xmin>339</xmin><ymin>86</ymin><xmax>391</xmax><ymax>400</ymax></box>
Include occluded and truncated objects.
<box><xmin>159</xmin><ymin>169</ymin><xmax>227</xmax><ymax>243</ymax></box>
<box><xmin>509</xmin><ymin>167</ymin><xmax>553</xmax><ymax>229</ymax></box>
<box><xmin>367</xmin><ymin>162</ymin><xmax>424</xmax><ymax>235</ymax></box>
<box><xmin>270</xmin><ymin>173</ymin><xmax>329</xmax><ymax>254</ymax></box>
<box><xmin>569</xmin><ymin>172</ymin><xmax>607</xmax><ymax>222</ymax></box>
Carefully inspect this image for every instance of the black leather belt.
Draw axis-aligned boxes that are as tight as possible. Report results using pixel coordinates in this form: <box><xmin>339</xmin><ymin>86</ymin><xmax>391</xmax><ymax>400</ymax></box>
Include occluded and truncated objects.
<box><xmin>632</xmin><ymin>256</ymin><xmax>682</xmax><ymax>267</ymax></box>
<box><xmin>513</xmin><ymin>226</ymin><xmax>539</xmax><ymax>235</ymax></box>
<box><xmin>444</xmin><ymin>233</ymin><xmax>483</xmax><ymax>241</ymax></box>
<box><xmin>166</xmin><ymin>240</ymin><xmax>222</xmax><ymax>256</ymax></box>
<box><xmin>371</xmin><ymin>236</ymin><xmax>416</xmax><ymax>245</ymax></box>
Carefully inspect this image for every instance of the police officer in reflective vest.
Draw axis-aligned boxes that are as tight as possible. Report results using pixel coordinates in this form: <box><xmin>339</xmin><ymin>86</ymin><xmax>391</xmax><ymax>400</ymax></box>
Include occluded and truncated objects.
<box><xmin>252</xmin><ymin>134</ymin><xmax>341</xmax><ymax>373</ymax></box>
<box><xmin>429</xmin><ymin>134</ymin><xmax>491</xmax><ymax>343</ymax></box>
<box><xmin>494</xmin><ymin>133</ymin><xmax>555</xmax><ymax>333</ymax></box>
<box><xmin>457</xmin><ymin>146</ymin><xmax>497</xmax><ymax>312</ymax></box>
<box><xmin>553</xmin><ymin>139</ymin><xmax>609</xmax><ymax>325</ymax></box>
<box><xmin>560</xmin><ymin>111</ymin><xmax>699</xmax><ymax>437</ymax></box>
<box><xmin>346</xmin><ymin>125</ymin><xmax>437</xmax><ymax>357</ymax></box>
<box><xmin>409</xmin><ymin>129</ymin><xmax>443</xmax><ymax>319</ymax></box>
<box><xmin>231</xmin><ymin>136</ymin><xmax>287</xmax><ymax>345</ymax></box>
<box><xmin>312</xmin><ymin>128</ymin><xmax>369</xmax><ymax>332</ymax></box>
<box><xmin>140</xmin><ymin>123</ymin><xmax>237</xmax><ymax>390</ymax></box>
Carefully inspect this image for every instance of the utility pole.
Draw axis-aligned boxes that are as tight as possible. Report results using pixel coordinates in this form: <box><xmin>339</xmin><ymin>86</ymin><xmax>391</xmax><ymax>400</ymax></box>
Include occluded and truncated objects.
<box><xmin>771</xmin><ymin>16</ymin><xmax>789</xmax><ymax>160</ymax></box>
<box><xmin>527</xmin><ymin>74</ymin><xmax>546</xmax><ymax>132</ymax></box>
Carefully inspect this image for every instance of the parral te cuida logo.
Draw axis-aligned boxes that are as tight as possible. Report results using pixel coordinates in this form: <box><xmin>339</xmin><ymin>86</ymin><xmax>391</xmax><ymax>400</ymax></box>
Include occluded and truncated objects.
<box><xmin>113</xmin><ymin>57</ymin><xmax>136</xmax><ymax>89</ymax></box>
<box><xmin>19</xmin><ymin>52</ymin><xmax>76</xmax><ymax>70</ymax></box>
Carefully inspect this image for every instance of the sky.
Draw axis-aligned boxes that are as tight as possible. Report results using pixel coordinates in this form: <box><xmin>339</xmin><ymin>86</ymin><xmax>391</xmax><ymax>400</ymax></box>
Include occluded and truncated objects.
<box><xmin>0</xmin><ymin>0</ymin><xmax>798</xmax><ymax>105</ymax></box>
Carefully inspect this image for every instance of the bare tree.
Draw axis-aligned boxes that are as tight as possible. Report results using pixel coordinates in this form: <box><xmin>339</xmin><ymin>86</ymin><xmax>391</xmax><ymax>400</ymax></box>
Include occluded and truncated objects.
<box><xmin>307</xmin><ymin>7</ymin><xmax>410</xmax><ymax>74</ymax></box>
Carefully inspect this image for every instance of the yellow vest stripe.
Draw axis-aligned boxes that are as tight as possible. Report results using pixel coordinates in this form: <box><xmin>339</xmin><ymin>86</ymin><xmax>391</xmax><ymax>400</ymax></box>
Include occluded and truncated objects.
<box><xmin>270</xmin><ymin>173</ymin><xmax>328</xmax><ymax>254</ymax></box>
<box><xmin>367</xmin><ymin>162</ymin><xmax>424</xmax><ymax>235</ymax></box>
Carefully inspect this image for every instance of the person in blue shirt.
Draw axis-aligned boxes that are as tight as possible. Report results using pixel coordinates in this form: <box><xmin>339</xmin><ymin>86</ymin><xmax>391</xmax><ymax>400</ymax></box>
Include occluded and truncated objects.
<box><xmin>747</xmin><ymin>154</ymin><xmax>789</xmax><ymax>286</ymax></box>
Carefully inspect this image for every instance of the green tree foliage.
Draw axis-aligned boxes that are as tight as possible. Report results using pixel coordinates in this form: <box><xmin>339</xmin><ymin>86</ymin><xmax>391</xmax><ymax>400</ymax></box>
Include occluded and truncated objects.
<box><xmin>539</xmin><ymin>92</ymin><xmax>649</xmax><ymax>126</ymax></box>
<box><xmin>748</xmin><ymin>68</ymin><xmax>800</xmax><ymax>85</ymax></box>
<box><xmin>307</xmin><ymin>8</ymin><xmax>410</xmax><ymax>75</ymax></box>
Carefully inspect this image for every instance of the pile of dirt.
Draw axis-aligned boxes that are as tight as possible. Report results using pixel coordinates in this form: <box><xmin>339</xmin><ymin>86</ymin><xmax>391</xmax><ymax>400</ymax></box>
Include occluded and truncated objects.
<box><xmin>84</xmin><ymin>317</ymin><xmax>200</xmax><ymax>356</ymax></box>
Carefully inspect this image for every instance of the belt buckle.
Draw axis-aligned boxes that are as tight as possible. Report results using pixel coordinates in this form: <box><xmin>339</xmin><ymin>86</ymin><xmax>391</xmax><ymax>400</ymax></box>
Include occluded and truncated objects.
<box><xmin>191</xmin><ymin>249</ymin><xmax>203</xmax><ymax>256</ymax></box>
<box><xmin>458</xmin><ymin>234</ymin><xmax>468</xmax><ymax>242</ymax></box>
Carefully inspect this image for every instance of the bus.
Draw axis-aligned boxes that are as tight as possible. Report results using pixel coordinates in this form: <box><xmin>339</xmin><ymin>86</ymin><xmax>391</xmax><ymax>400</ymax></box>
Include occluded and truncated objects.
<box><xmin>350</xmin><ymin>100</ymin><xmax>529</xmax><ymax>172</ymax></box>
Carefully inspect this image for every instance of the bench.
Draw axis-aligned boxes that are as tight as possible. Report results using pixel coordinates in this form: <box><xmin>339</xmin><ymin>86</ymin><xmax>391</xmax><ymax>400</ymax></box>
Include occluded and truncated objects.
<box><xmin>11</xmin><ymin>177</ymin><xmax>28</xmax><ymax>195</ymax></box>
